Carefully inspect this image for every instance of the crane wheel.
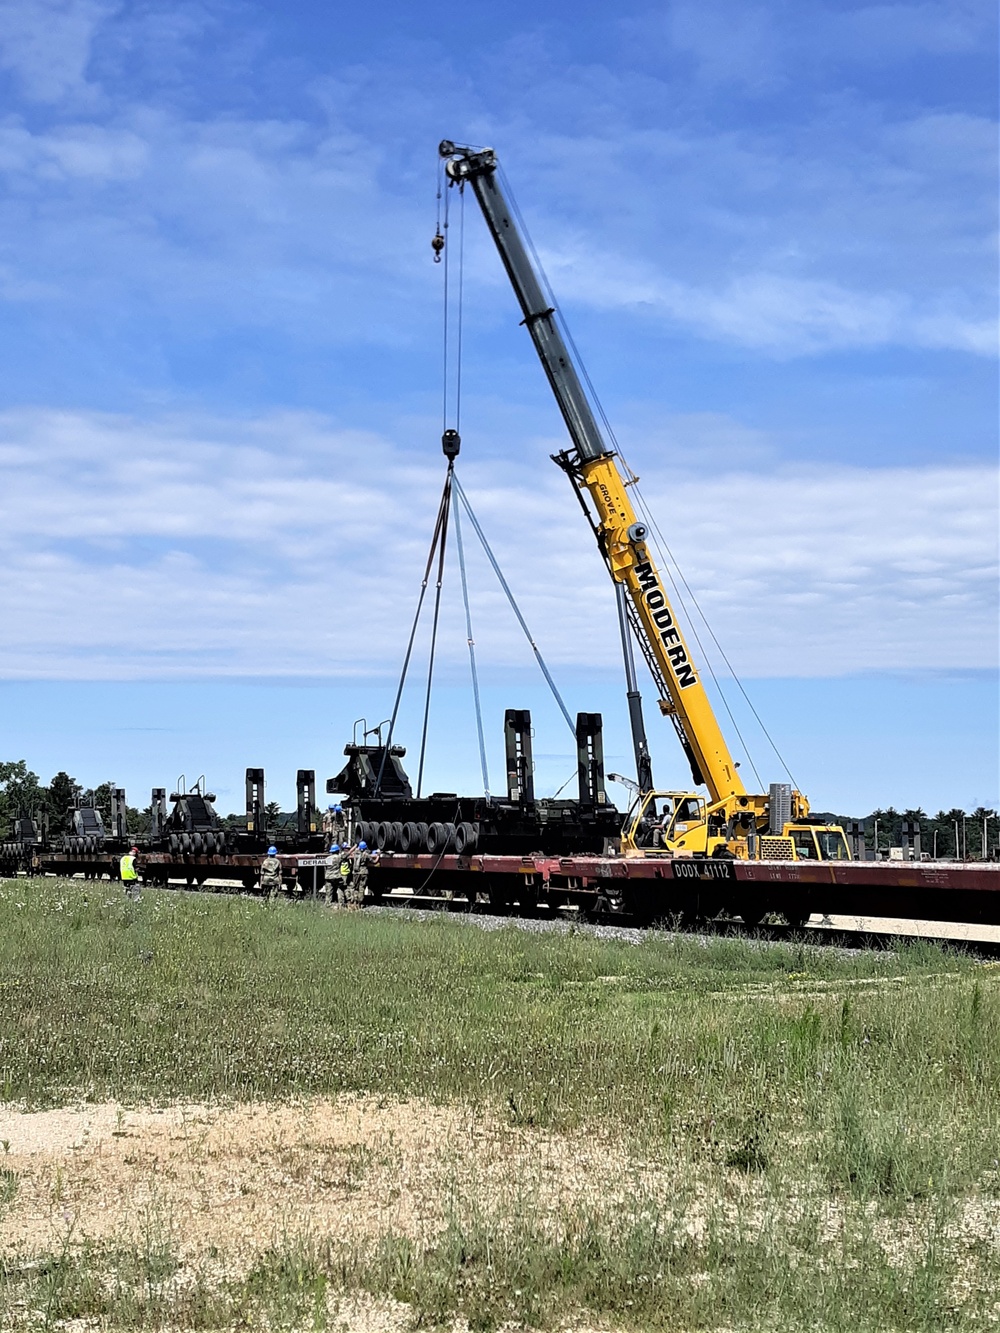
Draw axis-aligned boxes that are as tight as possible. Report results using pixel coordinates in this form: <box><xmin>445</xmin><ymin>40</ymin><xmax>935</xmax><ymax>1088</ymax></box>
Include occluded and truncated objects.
<box><xmin>375</xmin><ymin>821</ymin><xmax>393</xmax><ymax>851</ymax></box>
<box><xmin>389</xmin><ymin>821</ymin><xmax>404</xmax><ymax>850</ymax></box>
<box><xmin>399</xmin><ymin>822</ymin><xmax>420</xmax><ymax>853</ymax></box>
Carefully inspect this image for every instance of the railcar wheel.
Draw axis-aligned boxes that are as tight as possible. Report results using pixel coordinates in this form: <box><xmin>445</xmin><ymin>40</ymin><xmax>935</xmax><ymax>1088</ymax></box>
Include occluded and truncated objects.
<box><xmin>738</xmin><ymin>898</ymin><xmax>767</xmax><ymax>928</ymax></box>
<box><xmin>782</xmin><ymin>904</ymin><xmax>810</xmax><ymax>929</ymax></box>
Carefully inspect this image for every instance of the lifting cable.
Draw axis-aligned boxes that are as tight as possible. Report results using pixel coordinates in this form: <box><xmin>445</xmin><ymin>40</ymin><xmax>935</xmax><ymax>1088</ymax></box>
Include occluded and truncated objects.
<box><xmin>373</xmin><ymin>468</ymin><xmax>454</xmax><ymax>796</ymax></box>
<box><xmin>453</xmin><ymin>494</ymin><xmax>491</xmax><ymax>798</ymax></box>
<box><xmin>453</xmin><ymin>475</ymin><xmax>576</xmax><ymax>738</ymax></box>
<box><xmin>415</xmin><ymin>463</ymin><xmax>453</xmax><ymax>799</ymax></box>
<box><xmin>498</xmin><ymin>164</ymin><xmax>797</xmax><ymax>790</ymax></box>
<box><xmin>386</xmin><ymin>166</ymin><xmax>572</xmax><ymax>804</ymax></box>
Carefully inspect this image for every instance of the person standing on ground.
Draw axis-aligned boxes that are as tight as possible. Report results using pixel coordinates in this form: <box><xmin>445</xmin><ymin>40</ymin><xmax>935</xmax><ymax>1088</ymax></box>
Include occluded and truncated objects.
<box><xmin>260</xmin><ymin>846</ymin><xmax>283</xmax><ymax>900</ymax></box>
<box><xmin>322</xmin><ymin>845</ymin><xmax>340</xmax><ymax>905</ymax></box>
<box><xmin>350</xmin><ymin>840</ymin><xmax>374</xmax><ymax>907</ymax></box>
<box><xmin>119</xmin><ymin>845</ymin><xmax>140</xmax><ymax>899</ymax></box>
<box><xmin>336</xmin><ymin>842</ymin><xmax>355</xmax><ymax>907</ymax></box>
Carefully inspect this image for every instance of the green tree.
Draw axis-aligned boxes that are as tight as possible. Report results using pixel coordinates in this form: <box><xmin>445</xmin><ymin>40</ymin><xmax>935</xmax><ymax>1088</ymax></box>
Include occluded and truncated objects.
<box><xmin>44</xmin><ymin>771</ymin><xmax>78</xmax><ymax>839</ymax></box>
<box><xmin>0</xmin><ymin>761</ymin><xmax>44</xmax><ymax>836</ymax></box>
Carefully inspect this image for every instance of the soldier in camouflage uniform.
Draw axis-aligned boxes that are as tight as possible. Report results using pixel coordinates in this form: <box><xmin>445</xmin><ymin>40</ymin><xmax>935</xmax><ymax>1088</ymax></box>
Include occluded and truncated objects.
<box><xmin>350</xmin><ymin>841</ymin><xmax>376</xmax><ymax>906</ymax></box>
<box><xmin>322</xmin><ymin>845</ymin><xmax>340</xmax><ymax>905</ymax></box>
<box><xmin>260</xmin><ymin>846</ymin><xmax>283</xmax><ymax>900</ymax></box>
<box><xmin>336</xmin><ymin>844</ymin><xmax>355</xmax><ymax>907</ymax></box>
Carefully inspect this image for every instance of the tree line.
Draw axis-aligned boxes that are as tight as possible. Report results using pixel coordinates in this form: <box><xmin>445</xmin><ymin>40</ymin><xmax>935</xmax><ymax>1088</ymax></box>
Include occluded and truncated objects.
<box><xmin>0</xmin><ymin>761</ymin><xmax>290</xmax><ymax>840</ymax></box>
<box><xmin>1</xmin><ymin>759</ymin><xmax>996</xmax><ymax>858</ymax></box>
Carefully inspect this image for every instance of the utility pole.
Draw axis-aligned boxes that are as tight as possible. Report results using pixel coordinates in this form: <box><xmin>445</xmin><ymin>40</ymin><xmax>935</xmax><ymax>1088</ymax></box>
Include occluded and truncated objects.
<box><xmin>963</xmin><ymin>817</ymin><xmax>968</xmax><ymax>861</ymax></box>
<box><xmin>954</xmin><ymin>819</ymin><xmax>960</xmax><ymax>861</ymax></box>
<box><xmin>932</xmin><ymin>829</ymin><xmax>938</xmax><ymax>859</ymax></box>
<box><xmin>873</xmin><ymin>818</ymin><xmax>879</xmax><ymax>861</ymax></box>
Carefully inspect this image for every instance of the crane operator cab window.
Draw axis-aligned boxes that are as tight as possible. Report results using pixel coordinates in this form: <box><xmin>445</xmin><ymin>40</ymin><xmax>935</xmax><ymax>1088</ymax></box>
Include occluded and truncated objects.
<box><xmin>790</xmin><ymin>829</ymin><xmax>818</xmax><ymax>860</ymax></box>
<box><xmin>637</xmin><ymin>798</ymin><xmax>669</xmax><ymax>848</ymax></box>
<box><xmin>789</xmin><ymin>827</ymin><xmax>851</xmax><ymax>861</ymax></box>
<box><xmin>816</xmin><ymin>829</ymin><xmax>850</xmax><ymax>861</ymax></box>
<box><xmin>666</xmin><ymin>797</ymin><xmax>706</xmax><ymax>842</ymax></box>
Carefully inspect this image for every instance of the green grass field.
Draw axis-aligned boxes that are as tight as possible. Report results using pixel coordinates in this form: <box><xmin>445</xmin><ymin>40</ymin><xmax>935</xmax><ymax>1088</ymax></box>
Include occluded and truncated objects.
<box><xmin>2</xmin><ymin>878</ymin><xmax>999</xmax><ymax>1330</ymax></box>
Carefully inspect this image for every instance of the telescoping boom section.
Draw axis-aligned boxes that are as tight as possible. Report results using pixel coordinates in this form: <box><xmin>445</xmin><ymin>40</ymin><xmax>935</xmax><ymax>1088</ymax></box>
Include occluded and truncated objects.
<box><xmin>440</xmin><ymin>140</ymin><xmax>846</xmax><ymax>862</ymax></box>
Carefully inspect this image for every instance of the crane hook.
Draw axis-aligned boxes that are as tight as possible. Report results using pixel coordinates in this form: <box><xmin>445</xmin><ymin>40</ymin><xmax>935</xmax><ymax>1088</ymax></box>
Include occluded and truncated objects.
<box><xmin>432</xmin><ymin>230</ymin><xmax>445</xmax><ymax>263</ymax></box>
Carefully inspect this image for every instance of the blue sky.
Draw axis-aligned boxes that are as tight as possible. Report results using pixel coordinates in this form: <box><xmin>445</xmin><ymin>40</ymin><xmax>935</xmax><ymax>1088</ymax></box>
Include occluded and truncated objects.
<box><xmin>0</xmin><ymin>0</ymin><xmax>996</xmax><ymax>815</ymax></box>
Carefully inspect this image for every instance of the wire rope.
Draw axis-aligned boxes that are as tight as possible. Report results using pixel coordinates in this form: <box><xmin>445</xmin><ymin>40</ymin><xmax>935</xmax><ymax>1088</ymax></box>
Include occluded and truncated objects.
<box><xmin>374</xmin><ymin>471</ymin><xmax>453</xmax><ymax>795</ymax></box>
<box><xmin>453</xmin><ymin>493</ymin><xmax>491</xmax><ymax>798</ymax></box>
<box><xmin>416</xmin><ymin>467</ymin><xmax>453</xmax><ymax>799</ymax></box>
<box><xmin>453</xmin><ymin>475</ymin><xmax>576</xmax><ymax>738</ymax></box>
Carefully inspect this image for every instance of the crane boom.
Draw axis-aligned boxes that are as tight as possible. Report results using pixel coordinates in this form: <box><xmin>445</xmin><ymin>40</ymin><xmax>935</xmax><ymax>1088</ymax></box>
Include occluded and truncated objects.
<box><xmin>440</xmin><ymin>140</ymin><xmax>745</xmax><ymax>804</ymax></box>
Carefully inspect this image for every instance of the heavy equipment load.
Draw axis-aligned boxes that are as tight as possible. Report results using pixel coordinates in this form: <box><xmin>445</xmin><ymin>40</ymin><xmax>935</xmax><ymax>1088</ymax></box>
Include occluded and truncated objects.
<box><xmin>439</xmin><ymin>140</ymin><xmax>848</xmax><ymax>864</ymax></box>
<box><xmin>327</xmin><ymin>709</ymin><xmax>621</xmax><ymax>857</ymax></box>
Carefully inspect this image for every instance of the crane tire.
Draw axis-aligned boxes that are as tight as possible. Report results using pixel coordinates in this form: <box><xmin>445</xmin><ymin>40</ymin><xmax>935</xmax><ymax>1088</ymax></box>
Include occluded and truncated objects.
<box><xmin>389</xmin><ymin>821</ymin><xmax>404</xmax><ymax>850</ymax></box>
<box><xmin>375</xmin><ymin>821</ymin><xmax>393</xmax><ymax>851</ymax></box>
<box><xmin>399</xmin><ymin>822</ymin><xmax>420</xmax><ymax>853</ymax></box>
<box><xmin>454</xmin><ymin>821</ymin><xmax>478</xmax><ymax>854</ymax></box>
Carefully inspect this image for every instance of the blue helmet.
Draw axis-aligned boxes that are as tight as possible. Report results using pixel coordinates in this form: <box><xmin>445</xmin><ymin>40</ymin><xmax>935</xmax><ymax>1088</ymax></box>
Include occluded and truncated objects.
<box><xmin>327</xmin><ymin>804</ymin><xmax>336</xmax><ymax>811</ymax></box>
<box><xmin>267</xmin><ymin>846</ymin><xmax>277</xmax><ymax>856</ymax></box>
<box><xmin>358</xmin><ymin>840</ymin><xmax>367</xmax><ymax>850</ymax></box>
<box><xmin>334</xmin><ymin>804</ymin><xmax>342</xmax><ymax>812</ymax></box>
<box><xmin>331</xmin><ymin>843</ymin><xmax>340</xmax><ymax>853</ymax></box>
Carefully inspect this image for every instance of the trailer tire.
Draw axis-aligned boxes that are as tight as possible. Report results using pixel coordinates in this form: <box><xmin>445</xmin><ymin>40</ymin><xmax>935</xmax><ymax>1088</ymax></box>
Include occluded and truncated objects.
<box><xmin>426</xmin><ymin>822</ymin><xmax>455</xmax><ymax>855</ymax></box>
<box><xmin>454</xmin><ymin>821</ymin><xmax>479</xmax><ymax>854</ymax></box>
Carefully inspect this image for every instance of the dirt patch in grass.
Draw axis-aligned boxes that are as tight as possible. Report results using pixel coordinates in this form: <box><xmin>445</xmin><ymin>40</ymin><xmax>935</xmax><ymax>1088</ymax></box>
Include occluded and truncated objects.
<box><xmin>0</xmin><ymin>1096</ymin><xmax>643</xmax><ymax>1265</ymax></box>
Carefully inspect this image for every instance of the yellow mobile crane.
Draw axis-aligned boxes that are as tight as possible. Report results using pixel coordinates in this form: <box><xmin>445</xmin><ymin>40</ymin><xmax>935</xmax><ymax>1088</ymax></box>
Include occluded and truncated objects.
<box><xmin>440</xmin><ymin>141</ymin><xmax>849</xmax><ymax>863</ymax></box>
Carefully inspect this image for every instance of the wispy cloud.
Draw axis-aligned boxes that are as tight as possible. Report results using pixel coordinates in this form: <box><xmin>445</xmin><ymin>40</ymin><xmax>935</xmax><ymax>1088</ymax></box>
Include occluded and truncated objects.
<box><xmin>0</xmin><ymin>408</ymin><xmax>993</xmax><ymax>681</ymax></box>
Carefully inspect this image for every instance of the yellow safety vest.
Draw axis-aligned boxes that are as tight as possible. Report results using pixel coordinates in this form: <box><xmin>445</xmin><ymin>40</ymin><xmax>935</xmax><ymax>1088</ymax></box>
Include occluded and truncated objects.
<box><xmin>120</xmin><ymin>854</ymin><xmax>138</xmax><ymax>882</ymax></box>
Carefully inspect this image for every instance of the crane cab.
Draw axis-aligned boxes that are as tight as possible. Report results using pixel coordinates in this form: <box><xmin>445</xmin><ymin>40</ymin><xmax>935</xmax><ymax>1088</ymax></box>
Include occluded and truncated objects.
<box><xmin>622</xmin><ymin>790</ymin><xmax>851</xmax><ymax>861</ymax></box>
<box><xmin>762</xmin><ymin>825</ymin><xmax>851</xmax><ymax>862</ymax></box>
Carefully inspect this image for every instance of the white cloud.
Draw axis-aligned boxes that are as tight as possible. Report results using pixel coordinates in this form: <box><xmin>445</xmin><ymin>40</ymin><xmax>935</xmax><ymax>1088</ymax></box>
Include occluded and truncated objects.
<box><xmin>0</xmin><ymin>408</ymin><xmax>994</xmax><ymax>681</ymax></box>
<box><xmin>542</xmin><ymin>247</ymin><xmax>997</xmax><ymax>355</ymax></box>
<box><xmin>0</xmin><ymin>0</ymin><xmax>115</xmax><ymax>103</ymax></box>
